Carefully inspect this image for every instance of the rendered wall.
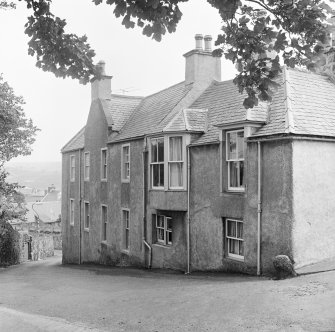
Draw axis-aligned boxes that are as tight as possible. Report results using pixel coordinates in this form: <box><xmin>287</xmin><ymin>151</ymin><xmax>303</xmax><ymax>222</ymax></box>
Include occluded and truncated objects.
<box><xmin>245</xmin><ymin>140</ymin><xmax>293</xmax><ymax>275</ymax></box>
<box><xmin>292</xmin><ymin>140</ymin><xmax>335</xmax><ymax>268</ymax></box>
<box><xmin>62</xmin><ymin>150</ymin><xmax>81</xmax><ymax>264</ymax></box>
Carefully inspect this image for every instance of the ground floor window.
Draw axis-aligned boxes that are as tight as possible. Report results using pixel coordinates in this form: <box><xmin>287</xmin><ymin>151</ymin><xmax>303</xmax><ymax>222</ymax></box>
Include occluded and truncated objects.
<box><xmin>154</xmin><ymin>214</ymin><xmax>172</xmax><ymax>245</ymax></box>
<box><xmin>226</xmin><ymin>218</ymin><xmax>244</xmax><ymax>260</ymax></box>
<box><xmin>101</xmin><ymin>205</ymin><xmax>107</xmax><ymax>242</ymax></box>
<box><xmin>84</xmin><ymin>202</ymin><xmax>90</xmax><ymax>230</ymax></box>
<box><xmin>122</xmin><ymin>209</ymin><xmax>130</xmax><ymax>250</ymax></box>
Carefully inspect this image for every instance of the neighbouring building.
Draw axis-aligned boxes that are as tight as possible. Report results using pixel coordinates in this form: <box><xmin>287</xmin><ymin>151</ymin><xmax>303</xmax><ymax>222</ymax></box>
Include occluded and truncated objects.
<box><xmin>61</xmin><ymin>34</ymin><xmax>335</xmax><ymax>275</ymax></box>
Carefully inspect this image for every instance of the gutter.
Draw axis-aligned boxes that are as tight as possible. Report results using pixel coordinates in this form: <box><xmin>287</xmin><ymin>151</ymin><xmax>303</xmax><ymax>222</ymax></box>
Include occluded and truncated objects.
<box><xmin>142</xmin><ymin>147</ymin><xmax>152</xmax><ymax>268</ymax></box>
<box><xmin>186</xmin><ymin>145</ymin><xmax>191</xmax><ymax>274</ymax></box>
<box><xmin>257</xmin><ymin>141</ymin><xmax>262</xmax><ymax>276</ymax></box>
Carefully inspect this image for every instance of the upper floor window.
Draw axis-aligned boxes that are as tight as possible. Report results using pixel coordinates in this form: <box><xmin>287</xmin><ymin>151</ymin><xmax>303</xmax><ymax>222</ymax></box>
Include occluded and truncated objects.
<box><xmin>121</xmin><ymin>144</ymin><xmax>130</xmax><ymax>182</ymax></box>
<box><xmin>151</xmin><ymin>137</ymin><xmax>164</xmax><ymax>188</ymax></box>
<box><xmin>169</xmin><ymin>136</ymin><xmax>183</xmax><ymax>188</ymax></box>
<box><xmin>84</xmin><ymin>152</ymin><xmax>90</xmax><ymax>181</ymax></box>
<box><xmin>101</xmin><ymin>148</ymin><xmax>107</xmax><ymax>181</ymax></box>
<box><xmin>150</xmin><ymin>135</ymin><xmax>186</xmax><ymax>190</ymax></box>
<box><xmin>226</xmin><ymin>130</ymin><xmax>244</xmax><ymax>191</ymax></box>
<box><xmin>70</xmin><ymin>155</ymin><xmax>75</xmax><ymax>181</ymax></box>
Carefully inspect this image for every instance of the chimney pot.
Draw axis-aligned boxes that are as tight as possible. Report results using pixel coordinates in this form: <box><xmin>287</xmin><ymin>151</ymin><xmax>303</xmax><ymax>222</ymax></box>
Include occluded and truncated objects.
<box><xmin>195</xmin><ymin>34</ymin><xmax>203</xmax><ymax>50</ymax></box>
<box><xmin>204</xmin><ymin>35</ymin><xmax>212</xmax><ymax>52</ymax></box>
<box><xmin>96</xmin><ymin>60</ymin><xmax>106</xmax><ymax>75</ymax></box>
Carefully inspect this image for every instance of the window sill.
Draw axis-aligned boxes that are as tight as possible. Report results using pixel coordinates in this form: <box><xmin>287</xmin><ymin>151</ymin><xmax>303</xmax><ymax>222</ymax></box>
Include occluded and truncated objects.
<box><xmin>101</xmin><ymin>240</ymin><xmax>107</xmax><ymax>245</ymax></box>
<box><xmin>121</xmin><ymin>249</ymin><xmax>130</xmax><ymax>255</ymax></box>
<box><xmin>225</xmin><ymin>255</ymin><xmax>244</xmax><ymax>263</ymax></box>
<box><xmin>101</xmin><ymin>178</ymin><xmax>107</xmax><ymax>182</ymax></box>
<box><xmin>70</xmin><ymin>223</ymin><xmax>74</xmax><ymax>227</ymax></box>
<box><xmin>70</xmin><ymin>179</ymin><xmax>75</xmax><ymax>183</ymax></box>
<box><xmin>153</xmin><ymin>243</ymin><xmax>172</xmax><ymax>249</ymax></box>
<box><xmin>149</xmin><ymin>189</ymin><xmax>187</xmax><ymax>192</ymax></box>
<box><xmin>84</xmin><ymin>179</ymin><xmax>90</xmax><ymax>182</ymax></box>
<box><xmin>121</xmin><ymin>179</ymin><xmax>130</xmax><ymax>184</ymax></box>
<box><xmin>84</xmin><ymin>228</ymin><xmax>89</xmax><ymax>232</ymax></box>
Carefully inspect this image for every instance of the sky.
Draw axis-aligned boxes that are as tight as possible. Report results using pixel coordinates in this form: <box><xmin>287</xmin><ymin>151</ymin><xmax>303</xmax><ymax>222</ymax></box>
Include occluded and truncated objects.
<box><xmin>1</xmin><ymin>0</ymin><xmax>236</xmax><ymax>163</ymax></box>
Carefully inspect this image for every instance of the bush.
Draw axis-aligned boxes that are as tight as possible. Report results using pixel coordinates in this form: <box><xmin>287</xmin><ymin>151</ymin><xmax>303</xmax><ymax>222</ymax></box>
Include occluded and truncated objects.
<box><xmin>0</xmin><ymin>221</ymin><xmax>20</xmax><ymax>267</ymax></box>
<box><xmin>273</xmin><ymin>255</ymin><xmax>297</xmax><ymax>279</ymax></box>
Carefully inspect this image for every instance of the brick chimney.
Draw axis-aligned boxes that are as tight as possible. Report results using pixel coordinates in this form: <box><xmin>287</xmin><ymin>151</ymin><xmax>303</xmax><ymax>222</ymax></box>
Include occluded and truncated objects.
<box><xmin>91</xmin><ymin>60</ymin><xmax>112</xmax><ymax>100</ymax></box>
<box><xmin>183</xmin><ymin>34</ymin><xmax>221</xmax><ymax>84</ymax></box>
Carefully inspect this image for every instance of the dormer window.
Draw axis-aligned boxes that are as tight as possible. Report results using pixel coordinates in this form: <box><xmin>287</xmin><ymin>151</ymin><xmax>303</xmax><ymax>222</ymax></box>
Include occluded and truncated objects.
<box><xmin>226</xmin><ymin>130</ymin><xmax>244</xmax><ymax>191</ymax></box>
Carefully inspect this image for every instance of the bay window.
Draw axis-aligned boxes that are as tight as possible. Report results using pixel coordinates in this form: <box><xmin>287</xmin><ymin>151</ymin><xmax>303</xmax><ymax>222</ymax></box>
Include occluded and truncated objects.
<box><xmin>226</xmin><ymin>130</ymin><xmax>244</xmax><ymax>190</ymax></box>
<box><xmin>150</xmin><ymin>135</ymin><xmax>186</xmax><ymax>190</ymax></box>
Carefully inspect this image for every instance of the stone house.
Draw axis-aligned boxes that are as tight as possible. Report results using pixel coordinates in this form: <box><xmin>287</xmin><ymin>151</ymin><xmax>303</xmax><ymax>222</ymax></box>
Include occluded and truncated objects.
<box><xmin>61</xmin><ymin>34</ymin><xmax>335</xmax><ymax>275</ymax></box>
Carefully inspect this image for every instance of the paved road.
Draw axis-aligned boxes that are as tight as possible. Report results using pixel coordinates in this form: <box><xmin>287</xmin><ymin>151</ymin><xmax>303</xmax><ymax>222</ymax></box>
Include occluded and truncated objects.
<box><xmin>0</xmin><ymin>252</ymin><xmax>334</xmax><ymax>332</ymax></box>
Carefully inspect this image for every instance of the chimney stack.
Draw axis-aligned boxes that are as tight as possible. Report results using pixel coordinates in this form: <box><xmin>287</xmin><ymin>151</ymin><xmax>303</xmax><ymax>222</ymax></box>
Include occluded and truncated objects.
<box><xmin>91</xmin><ymin>60</ymin><xmax>112</xmax><ymax>101</ymax></box>
<box><xmin>183</xmin><ymin>34</ymin><xmax>221</xmax><ymax>84</ymax></box>
<box><xmin>204</xmin><ymin>35</ymin><xmax>212</xmax><ymax>52</ymax></box>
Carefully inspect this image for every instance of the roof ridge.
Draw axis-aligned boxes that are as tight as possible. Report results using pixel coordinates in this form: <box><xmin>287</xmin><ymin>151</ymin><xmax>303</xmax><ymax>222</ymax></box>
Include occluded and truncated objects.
<box><xmin>144</xmin><ymin>81</ymin><xmax>187</xmax><ymax>99</ymax></box>
<box><xmin>283</xmin><ymin>66</ymin><xmax>295</xmax><ymax>133</ymax></box>
<box><xmin>110</xmin><ymin>94</ymin><xmax>143</xmax><ymax>99</ymax></box>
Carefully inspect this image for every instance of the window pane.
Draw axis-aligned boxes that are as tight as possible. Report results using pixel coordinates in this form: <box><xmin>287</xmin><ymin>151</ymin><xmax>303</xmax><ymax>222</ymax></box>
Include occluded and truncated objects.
<box><xmin>229</xmin><ymin>239</ymin><xmax>239</xmax><ymax>255</ymax></box>
<box><xmin>167</xmin><ymin>231</ymin><xmax>172</xmax><ymax>244</ymax></box>
<box><xmin>152</xmin><ymin>164</ymin><xmax>159</xmax><ymax>187</ymax></box>
<box><xmin>123</xmin><ymin>146</ymin><xmax>129</xmax><ymax>162</ymax></box>
<box><xmin>239</xmin><ymin>161</ymin><xmax>244</xmax><ymax>187</ymax></box>
<box><xmin>166</xmin><ymin>218</ymin><xmax>172</xmax><ymax>231</ymax></box>
<box><xmin>237</xmin><ymin>131</ymin><xmax>244</xmax><ymax>159</ymax></box>
<box><xmin>239</xmin><ymin>241</ymin><xmax>244</xmax><ymax>256</ymax></box>
<box><xmin>157</xmin><ymin>228</ymin><xmax>164</xmax><ymax>242</ymax></box>
<box><xmin>227</xmin><ymin>132</ymin><xmax>237</xmax><ymax>160</ymax></box>
<box><xmin>158</xmin><ymin>138</ymin><xmax>164</xmax><ymax>162</ymax></box>
<box><xmin>151</xmin><ymin>140</ymin><xmax>157</xmax><ymax>162</ymax></box>
<box><xmin>169</xmin><ymin>163</ymin><xmax>183</xmax><ymax>187</ymax></box>
<box><xmin>159</xmin><ymin>164</ymin><xmax>164</xmax><ymax>187</ymax></box>
<box><xmin>157</xmin><ymin>215</ymin><xmax>164</xmax><ymax>228</ymax></box>
<box><xmin>169</xmin><ymin>137</ymin><xmax>182</xmax><ymax>161</ymax></box>
<box><xmin>227</xmin><ymin>220</ymin><xmax>236</xmax><ymax>237</ymax></box>
<box><xmin>125</xmin><ymin>229</ymin><xmax>129</xmax><ymax>249</ymax></box>
<box><xmin>237</xmin><ymin>222</ymin><xmax>243</xmax><ymax>239</ymax></box>
<box><xmin>229</xmin><ymin>162</ymin><xmax>239</xmax><ymax>188</ymax></box>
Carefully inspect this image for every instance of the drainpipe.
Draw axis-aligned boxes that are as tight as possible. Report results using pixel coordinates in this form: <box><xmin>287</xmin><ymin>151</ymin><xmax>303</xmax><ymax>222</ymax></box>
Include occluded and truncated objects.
<box><xmin>78</xmin><ymin>149</ymin><xmax>82</xmax><ymax>264</ymax></box>
<box><xmin>186</xmin><ymin>145</ymin><xmax>191</xmax><ymax>274</ymax></box>
<box><xmin>257</xmin><ymin>141</ymin><xmax>262</xmax><ymax>276</ymax></box>
<box><xmin>142</xmin><ymin>148</ymin><xmax>152</xmax><ymax>268</ymax></box>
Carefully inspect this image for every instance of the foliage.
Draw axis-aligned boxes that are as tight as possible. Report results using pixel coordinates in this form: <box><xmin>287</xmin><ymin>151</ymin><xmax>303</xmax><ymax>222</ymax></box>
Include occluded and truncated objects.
<box><xmin>0</xmin><ymin>75</ymin><xmax>39</xmax><ymax>161</ymax></box>
<box><xmin>1</xmin><ymin>1</ymin><xmax>335</xmax><ymax>107</ymax></box>
<box><xmin>0</xmin><ymin>219</ymin><xmax>21</xmax><ymax>267</ymax></box>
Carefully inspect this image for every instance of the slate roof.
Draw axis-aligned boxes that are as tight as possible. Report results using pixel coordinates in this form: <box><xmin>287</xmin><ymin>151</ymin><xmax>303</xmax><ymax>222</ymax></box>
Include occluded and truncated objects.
<box><xmin>255</xmin><ymin>66</ymin><xmax>335</xmax><ymax>137</ymax></box>
<box><xmin>110</xmin><ymin>81</ymin><xmax>198</xmax><ymax>142</ymax></box>
<box><xmin>61</xmin><ymin>127</ymin><xmax>85</xmax><ymax>153</ymax></box>
<box><xmin>189</xmin><ymin>80</ymin><xmax>268</xmax><ymax>145</ymax></box>
<box><xmin>101</xmin><ymin>95</ymin><xmax>143</xmax><ymax>131</ymax></box>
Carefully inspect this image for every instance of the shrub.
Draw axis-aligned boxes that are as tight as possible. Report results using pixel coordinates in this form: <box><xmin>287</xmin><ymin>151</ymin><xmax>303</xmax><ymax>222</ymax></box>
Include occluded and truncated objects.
<box><xmin>0</xmin><ymin>220</ymin><xmax>20</xmax><ymax>267</ymax></box>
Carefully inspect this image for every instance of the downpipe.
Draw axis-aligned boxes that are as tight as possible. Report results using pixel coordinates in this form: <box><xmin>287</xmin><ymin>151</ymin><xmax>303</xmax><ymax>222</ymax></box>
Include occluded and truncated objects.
<box><xmin>78</xmin><ymin>149</ymin><xmax>82</xmax><ymax>265</ymax></box>
<box><xmin>142</xmin><ymin>148</ymin><xmax>152</xmax><ymax>269</ymax></box>
<box><xmin>257</xmin><ymin>141</ymin><xmax>262</xmax><ymax>276</ymax></box>
<box><xmin>186</xmin><ymin>145</ymin><xmax>191</xmax><ymax>275</ymax></box>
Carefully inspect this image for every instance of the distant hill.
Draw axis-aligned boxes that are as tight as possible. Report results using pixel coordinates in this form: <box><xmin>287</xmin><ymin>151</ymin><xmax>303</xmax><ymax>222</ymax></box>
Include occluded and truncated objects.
<box><xmin>4</xmin><ymin>161</ymin><xmax>61</xmax><ymax>190</ymax></box>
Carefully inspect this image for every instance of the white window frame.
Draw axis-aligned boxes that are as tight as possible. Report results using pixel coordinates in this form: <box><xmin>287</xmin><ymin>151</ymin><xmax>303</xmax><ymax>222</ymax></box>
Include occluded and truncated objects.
<box><xmin>226</xmin><ymin>129</ymin><xmax>245</xmax><ymax>192</ymax></box>
<box><xmin>70</xmin><ymin>155</ymin><xmax>75</xmax><ymax>182</ymax></box>
<box><xmin>84</xmin><ymin>201</ymin><xmax>90</xmax><ymax>230</ymax></box>
<box><xmin>154</xmin><ymin>214</ymin><xmax>172</xmax><ymax>246</ymax></box>
<box><xmin>101</xmin><ymin>204</ymin><xmax>107</xmax><ymax>242</ymax></box>
<box><xmin>150</xmin><ymin>137</ymin><xmax>165</xmax><ymax>189</ymax></box>
<box><xmin>121</xmin><ymin>144</ymin><xmax>130</xmax><ymax>183</ymax></box>
<box><xmin>149</xmin><ymin>135</ymin><xmax>188</xmax><ymax>190</ymax></box>
<box><xmin>84</xmin><ymin>152</ymin><xmax>90</xmax><ymax>181</ymax></box>
<box><xmin>69</xmin><ymin>199</ymin><xmax>74</xmax><ymax>226</ymax></box>
<box><xmin>101</xmin><ymin>148</ymin><xmax>107</xmax><ymax>181</ymax></box>
<box><xmin>168</xmin><ymin>136</ymin><xmax>184</xmax><ymax>189</ymax></box>
<box><xmin>122</xmin><ymin>208</ymin><xmax>130</xmax><ymax>251</ymax></box>
<box><xmin>225</xmin><ymin>218</ymin><xmax>244</xmax><ymax>260</ymax></box>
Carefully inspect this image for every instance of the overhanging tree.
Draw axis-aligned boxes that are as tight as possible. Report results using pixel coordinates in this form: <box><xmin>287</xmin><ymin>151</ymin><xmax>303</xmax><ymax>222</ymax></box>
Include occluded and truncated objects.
<box><xmin>1</xmin><ymin>0</ymin><xmax>335</xmax><ymax>107</ymax></box>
